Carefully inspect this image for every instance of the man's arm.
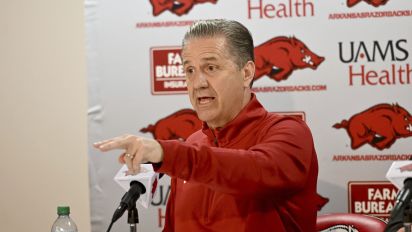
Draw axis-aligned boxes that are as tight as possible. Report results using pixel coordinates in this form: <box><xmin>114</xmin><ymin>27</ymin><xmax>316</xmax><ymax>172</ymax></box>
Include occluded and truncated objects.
<box><xmin>156</xmin><ymin>119</ymin><xmax>315</xmax><ymax>196</ymax></box>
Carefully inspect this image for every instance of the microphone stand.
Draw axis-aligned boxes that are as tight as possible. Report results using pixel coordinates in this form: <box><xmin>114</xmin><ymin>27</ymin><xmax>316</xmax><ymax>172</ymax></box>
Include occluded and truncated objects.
<box><xmin>106</xmin><ymin>181</ymin><xmax>146</xmax><ymax>232</ymax></box>
<box><xmin>404</xmin><ymin>201</ymin><xmax>412</xmax><ymax>232</ymax></box>
<box><xmin>127</xmin><ymin>199</ymin><xmax>139</xmax><ymax>232</ymax></box>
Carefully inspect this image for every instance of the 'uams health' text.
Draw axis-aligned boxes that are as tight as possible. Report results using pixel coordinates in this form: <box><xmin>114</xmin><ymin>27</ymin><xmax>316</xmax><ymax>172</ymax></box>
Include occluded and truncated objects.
<box><xmin>339</xmin><ymin>39</ymin><xmax>411</xmax><ymax>86</ymax></box>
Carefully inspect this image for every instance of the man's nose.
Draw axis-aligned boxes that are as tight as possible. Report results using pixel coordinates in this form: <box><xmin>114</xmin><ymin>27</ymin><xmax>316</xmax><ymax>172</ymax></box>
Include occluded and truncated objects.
<box><xmin>193</xmin><ymin>72</ymin><xmax>208</xmax><ymax>89</ymax></box>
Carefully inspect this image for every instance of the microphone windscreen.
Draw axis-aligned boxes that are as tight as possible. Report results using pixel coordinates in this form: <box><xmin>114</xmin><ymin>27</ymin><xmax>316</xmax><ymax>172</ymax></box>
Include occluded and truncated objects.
<box><xmin>386</xmin><ymin>161</ymin><xmax>412</xmax><ymax>190</ymax></box>
<box><xmin>114</xmin><ymin>164</ymin><xmax>159</xmax><ymax>208</ymax></box>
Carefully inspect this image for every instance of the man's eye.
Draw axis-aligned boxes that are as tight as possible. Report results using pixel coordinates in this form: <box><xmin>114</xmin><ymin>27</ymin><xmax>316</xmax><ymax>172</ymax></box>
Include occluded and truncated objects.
<box><xmin>185</xmin><ymin>67</ymin><xmax>194</xmax><ymax>74</ymax></box>
<box><xmin>207</xmin><ymin>65</ymin><xmax>216</xmax><ymax>72</ymax></box>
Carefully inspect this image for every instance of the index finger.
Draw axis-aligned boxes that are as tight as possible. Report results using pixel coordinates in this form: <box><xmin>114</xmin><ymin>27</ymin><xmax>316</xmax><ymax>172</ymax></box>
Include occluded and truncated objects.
<box><xmin>94</xmin><ymin>136</ymin><xmax>130</xmax><ymax>151</ymax></box>
<box><xmin>93</xmin><ymin>139</ymin><xmax>113</xmax><ymax>148</ymax></box>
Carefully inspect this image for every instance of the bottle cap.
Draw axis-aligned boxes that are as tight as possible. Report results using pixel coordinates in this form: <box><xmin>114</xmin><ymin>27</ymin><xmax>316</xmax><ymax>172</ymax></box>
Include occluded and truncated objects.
<box><xmin>57</xmin><ymin>206</ymin><xmax>70</xmax><ymax>215</ymax></box>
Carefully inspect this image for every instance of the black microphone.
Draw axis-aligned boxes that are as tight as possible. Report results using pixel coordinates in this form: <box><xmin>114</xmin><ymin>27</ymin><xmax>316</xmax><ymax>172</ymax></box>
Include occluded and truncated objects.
<box><xmin>386</xmin><ymin>178</ymin><xmax>412</xmax><ymax>232</ymax></box>
<box><xmin>107</xmin><ymin>181</ymin><xmax>146</xmax><ymax>232</ymax></box>
<box><xmin>114</xmin><ymin>164</ymin><xmax>159</xmax><ymax>209</ymax></box>
<box><xmin>393</xmin><ymin>178</ymin><xmax>412</xmax><ymax>215</ymax></box>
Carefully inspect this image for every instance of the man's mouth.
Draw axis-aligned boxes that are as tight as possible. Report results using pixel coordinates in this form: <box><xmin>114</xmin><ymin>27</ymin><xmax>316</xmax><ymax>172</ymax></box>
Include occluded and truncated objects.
<box><xmin>197</xmin><ymin>97</ymin><xmax>215</xmax><ymax>105</ymax></box>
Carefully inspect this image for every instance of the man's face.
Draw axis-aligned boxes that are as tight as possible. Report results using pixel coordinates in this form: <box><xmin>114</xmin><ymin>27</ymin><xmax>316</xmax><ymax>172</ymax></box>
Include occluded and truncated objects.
<box><xmin>182</xmin><ymin>37</ymin><xmax>251</xmax><ymax>128</ymax></box>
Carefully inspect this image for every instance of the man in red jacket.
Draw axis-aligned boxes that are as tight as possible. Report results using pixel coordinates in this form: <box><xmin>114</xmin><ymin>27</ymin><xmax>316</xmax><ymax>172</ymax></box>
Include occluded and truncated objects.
<box><xmin>94</xmin><ymin>19</ymin><xmax>319</xmax><ymax>232</ymax></box>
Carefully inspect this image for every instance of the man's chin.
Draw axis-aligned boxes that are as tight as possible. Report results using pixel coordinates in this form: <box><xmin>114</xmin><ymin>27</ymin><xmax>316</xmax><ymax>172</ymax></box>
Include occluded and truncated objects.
<box><xmin>196</xmin><ymin>111</ymin><xmax>216</xmax><ymax>124</ymax></box>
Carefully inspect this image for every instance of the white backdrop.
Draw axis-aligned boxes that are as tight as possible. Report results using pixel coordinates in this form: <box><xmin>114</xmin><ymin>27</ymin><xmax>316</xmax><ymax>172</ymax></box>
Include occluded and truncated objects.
<box><xmin>86</xmin><ymin>0</ymin><xmax>412</xmax><ymax>231</ymax></box>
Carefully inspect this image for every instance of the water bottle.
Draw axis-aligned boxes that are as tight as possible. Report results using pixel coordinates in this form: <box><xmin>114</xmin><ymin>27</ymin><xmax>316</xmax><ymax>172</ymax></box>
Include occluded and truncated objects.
<box><xmin>51</xmin><ymin>206</ymin><xmax>78</xmax><ymax>232</ymax></box>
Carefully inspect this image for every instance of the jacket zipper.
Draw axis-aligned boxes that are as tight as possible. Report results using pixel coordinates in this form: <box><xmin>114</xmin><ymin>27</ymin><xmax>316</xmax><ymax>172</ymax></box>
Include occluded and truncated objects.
<box><xmin>211</xmin><ymin>128</ymin><xmax>219</xmax><ymax>147</ymax></box>
<box><xmin>204</xmin><ymin>129</ymin><xmax>218</xmax><ymax>224</ymax></box>
<box><xmin>213</xmin><ymin>137</ymin><xmax>218</xmax><ymax>147</ymax></box>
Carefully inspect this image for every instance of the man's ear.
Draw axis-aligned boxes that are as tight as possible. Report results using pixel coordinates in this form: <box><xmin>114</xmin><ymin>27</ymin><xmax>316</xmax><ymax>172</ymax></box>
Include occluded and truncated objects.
<box><xmin>243</xmin><ymin>61</ymin><xmax>255</xmax><ymax>88</ymax></box>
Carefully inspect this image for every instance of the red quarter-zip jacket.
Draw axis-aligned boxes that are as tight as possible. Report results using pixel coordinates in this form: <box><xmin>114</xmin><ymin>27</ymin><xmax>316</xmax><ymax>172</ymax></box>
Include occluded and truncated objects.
<box><xmin>156</xmin><ymin>95</ymin><xmax>319</xmax><ymax>232</ymax></box>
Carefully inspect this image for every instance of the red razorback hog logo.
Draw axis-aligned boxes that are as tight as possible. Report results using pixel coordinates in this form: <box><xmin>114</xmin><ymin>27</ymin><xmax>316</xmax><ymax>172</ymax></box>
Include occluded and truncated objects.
<box><xmin>149</xmin><ymin>0</ymin><xmax>218</xmax><ymax>16</ymax></box>
<box><xmin>140</xmin><ymin>109</ymin><xmax>202</xmax><ymax>140</ymax></box>
<box><xmin>254</xmin><ymin>36</ymin><xmax>324</xmax><ymax>82</ymax></box>
<box><xmin>333</xmin><ymin>103</ymin><xmax>412</xmax><ymax>150</ymax></box>
<box><xmin>347</xmin><ymin>0</ymin><xmax>389</xmax><ymax>7</ymax></box>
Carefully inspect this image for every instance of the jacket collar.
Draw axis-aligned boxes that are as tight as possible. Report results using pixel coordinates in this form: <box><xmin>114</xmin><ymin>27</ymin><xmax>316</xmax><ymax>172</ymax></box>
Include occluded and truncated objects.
<box><xmin>201</xmin><ymin>93</ymin><xmax>268</xmax><ymax>146</ymax></box>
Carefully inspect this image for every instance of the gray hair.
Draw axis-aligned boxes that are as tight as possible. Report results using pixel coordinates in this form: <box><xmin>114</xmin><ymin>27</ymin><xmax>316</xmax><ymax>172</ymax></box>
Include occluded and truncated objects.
<box><xmin>182</xmin><ymin>19</ymin><xmax>255</xmax><ymax>70</ymax></box>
